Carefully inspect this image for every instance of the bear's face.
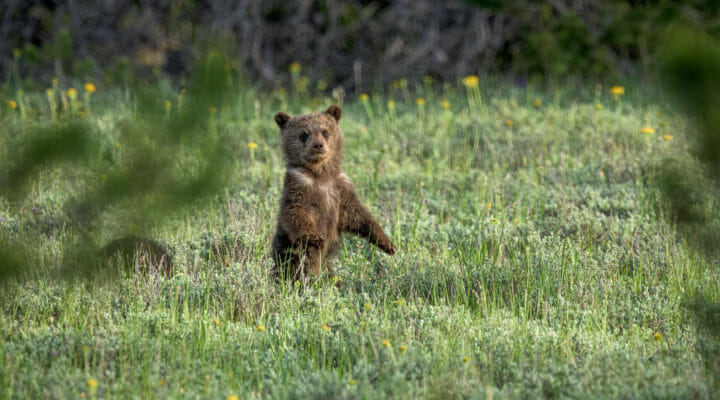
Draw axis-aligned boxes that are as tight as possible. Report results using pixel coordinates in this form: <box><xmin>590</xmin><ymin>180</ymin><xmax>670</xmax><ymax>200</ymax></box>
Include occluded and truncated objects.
<box><xmin>275</xmin><ymin>105</ymin><xmax>343</xmax><ymax>170</ymax></box>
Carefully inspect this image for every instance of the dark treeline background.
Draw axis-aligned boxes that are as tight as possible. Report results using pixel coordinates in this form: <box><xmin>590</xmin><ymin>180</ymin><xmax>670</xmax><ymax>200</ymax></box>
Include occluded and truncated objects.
<box><xmin>2</xmin><ymin>0</ymin><xmax>720</xmax><ymax>91</ymax></box>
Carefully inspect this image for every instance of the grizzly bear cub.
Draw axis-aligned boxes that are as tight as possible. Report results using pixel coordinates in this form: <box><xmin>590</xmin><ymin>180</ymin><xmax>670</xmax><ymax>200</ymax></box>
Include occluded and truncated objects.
<box><xmin>272</xmin><ymin>104</ymin><xmax>396</xmax><ymax>280</ymax></box>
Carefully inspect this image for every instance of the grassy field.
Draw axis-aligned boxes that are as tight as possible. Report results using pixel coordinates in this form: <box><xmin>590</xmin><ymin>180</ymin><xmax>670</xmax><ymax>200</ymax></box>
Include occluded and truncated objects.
<box><xmin>1</xmin><ymin>74</ymin><xmax>719</xmax><ymax>399</ymax></box>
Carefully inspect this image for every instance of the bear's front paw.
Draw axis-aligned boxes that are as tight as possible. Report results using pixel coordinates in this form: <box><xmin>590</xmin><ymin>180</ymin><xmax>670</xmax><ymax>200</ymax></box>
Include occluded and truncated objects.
<box><xmin>382</xmin><ymin>240</ymin><xmax>397</xmax><ymax>256</ymax></box>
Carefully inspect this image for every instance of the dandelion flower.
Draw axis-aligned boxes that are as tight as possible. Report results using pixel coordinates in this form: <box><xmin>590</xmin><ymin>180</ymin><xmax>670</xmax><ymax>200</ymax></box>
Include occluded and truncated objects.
<box><xmin>84</xmin><ymin>83</ymin><xmax>96</xmax><ymax>93</ymax></box>
<box><xmin>214</xmin><ymin>319</ymin><xmax>221</xmax><ymax>326</ymax></box>
<box><xmin>204</xmin><ymin>374</ymin><xmax>211</xmax><ymax>381</ymax></box>
<box><xmin>641</xmin><ymin>126</ymin><xmax>655</xmax><ymax>134</ymax></box>
<box><xmin>82</xmin><ymin>346</ymin><xmax>89</xmax><ymax>352</ymax></box>
<box><xmin>86</xmin><ymin>378</ymin><xmax>98</xmax><ymax>388</ymax></box>
<box><xmin>348</xmin><ymin>379</ymin><xmax>357</xmax><ymax>385</ymax></box>
<box><xmin>611</xmin><ymin>86</ymin><xmax>625</xmax><ymax>95</ymax></box>
<box><xmin>256</xmin><ymin>325</ymin><xmax>265</xmax><ymax>332</ymax></box>
<box><xmin>441</xmin><ymin>100</ymin><xmax>451</xmax><ymax>109</ymax></box>
<box><xmin>462</xmin><ymin>356</ymin><xmax>470</xmax><ymax>363</ymax></box>
<box><xmin>322</xmin><ymin>324</ymin><xmax>330</xmax><ymax>332</ymax></box>
<box><xmin>399</xmin><ymin>345</ymin><xmax>407</xmax><ymax>353</ymax></box>
<box><xmin>382</xmin><ymin>339</ymin><xmax>390</xmax><ymax>348</ymax></box>
<box><xmin>364</xmin><ymin>302</ymin><xmax>371</xmax><ymax>310</ymax></box>
<box><xmin>663</xmin><ymin>134</ymin><xmax>673</xmax><ymax>141</ymax></box>
<box><xmin>289</xmin><ymin>62</ymin><xmax>301</xmax><ymax>73</ymax></box>
<box><xmin>228</xmin><ymin>395</ymin><xmax>239</xmax><ymax>400</ymax></box>
<box><xmin>247</xmin><ymin>142</ymin><xmax>258</xmax><ymax>149</ymax></box>
<box><xmin>533</xmin><ymin>98</ymin><xmax>542</xmax><ymax>107</ymax></box>
<box><xmin>462</xmin><ymin>75</ymin><xmax>479</xmax><ymax>88</ymax></box>
<box><xmin>46</xmin><ymin>88</ymin><xmax>55</xmax><ymax>97</ymax></box>
<box><xmin>486</xmin><ymin>203</ymin><xmax>492</xmax><ymax>210</ymax></box>
<box><xmin>653</xmin><ymin>332</ymin><xmax>662</xmax><ymax>341</ymax></box>
<box><xmin>393</xmin><ymin>299</ymin><xmax>405</xmax><ymax>305</ymax></box>
<box><xmin>595</xmin><ymin>103</ymin><xmax>603</xmax><ymax>110</ymax></box>
<box><xmin>67</xmin><ymin>88</ymin><xmax>78</xmax><ymax>99</ymax></box>
<box><xmin>387</xmin><ymin>100</ymin><xmax>396</xmax><ymax>110</ymax></box>
<box><xmin>52</xmin><ymin>77</ymin><xmax>59</xmax><ymax>86</ymax></box>
<box><xmin>505</xmin><ymin>119</ymin><xmax>513</xmax><ymax>127</ymax></box>
<box><xmin>164</xmin><ymin>100</ymin><xmax>172</xmax><ymax>113</ymax></box>
<box><xmin>359</xmin><ymin>93</ymin><xmax>369</xmax><ymax>102</ymax></box>
<box><xmin>6</xmin><ymin>100</ymin><xmax>17</xmax><ymax>109</ymax></box>
<box><xmin>416</xmin><ymin>98</ymin><xmax>425</xmax><ymax>106</ymax></box>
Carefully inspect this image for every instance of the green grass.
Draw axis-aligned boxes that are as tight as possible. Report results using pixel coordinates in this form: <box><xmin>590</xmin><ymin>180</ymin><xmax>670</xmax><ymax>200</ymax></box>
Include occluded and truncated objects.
<box><xmin>1</xmin><ymin>77</ymin><xmax>719</xmax><ymax>399</ymax></box>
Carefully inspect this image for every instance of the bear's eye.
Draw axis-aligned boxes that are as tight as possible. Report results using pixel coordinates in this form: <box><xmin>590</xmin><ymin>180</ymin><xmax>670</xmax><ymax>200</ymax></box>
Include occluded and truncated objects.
<box><xmin>300</xmin><ymin>130</ymin><xmax>309</xmax><ymax>143</ymax></box>
<box><xmin>322</xmin><ymin>130</ymin><xmax>328</xmax><ymax>139</ymax></box>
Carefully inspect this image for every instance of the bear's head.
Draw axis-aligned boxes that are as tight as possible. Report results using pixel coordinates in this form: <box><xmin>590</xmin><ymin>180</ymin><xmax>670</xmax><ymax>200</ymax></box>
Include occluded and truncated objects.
<box><xmin>274</xmin><ymin>105</ymin><xmax>344</xmax><ymax>172</ymax></box>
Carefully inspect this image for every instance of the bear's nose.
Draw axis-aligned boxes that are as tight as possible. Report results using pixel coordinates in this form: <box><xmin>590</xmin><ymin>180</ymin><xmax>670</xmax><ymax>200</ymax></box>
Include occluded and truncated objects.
<box><xmin>313</xmin><ymin>141</ymin><xmax>324</xmax><ymax>149</ymax></box>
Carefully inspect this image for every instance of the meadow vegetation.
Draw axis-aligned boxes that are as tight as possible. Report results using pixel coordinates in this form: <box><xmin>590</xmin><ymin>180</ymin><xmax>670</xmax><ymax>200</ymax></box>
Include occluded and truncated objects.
<box><xmin>1</xmin><ymin>64</ymin><xmax>719</xmax><ymax>398</ymax></box>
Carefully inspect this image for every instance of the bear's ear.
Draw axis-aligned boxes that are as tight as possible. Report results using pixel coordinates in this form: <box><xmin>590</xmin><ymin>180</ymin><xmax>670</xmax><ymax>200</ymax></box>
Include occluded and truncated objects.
<box><xmin>274</xmin><ymin>112</ymin><xmax>292</xmax><ymax>129</ymax></box>
<box><xmin>326</xmin><ymin>104</ymin><xmax>342</xmax><ymax>122</ymax></box>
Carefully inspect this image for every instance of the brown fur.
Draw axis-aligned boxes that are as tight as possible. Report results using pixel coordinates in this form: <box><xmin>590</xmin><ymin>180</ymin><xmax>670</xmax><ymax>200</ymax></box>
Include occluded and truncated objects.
<box><xmin>272</xmin><ymin>105</ymin><xmax>396</xmax><ymax>280</ymax></box>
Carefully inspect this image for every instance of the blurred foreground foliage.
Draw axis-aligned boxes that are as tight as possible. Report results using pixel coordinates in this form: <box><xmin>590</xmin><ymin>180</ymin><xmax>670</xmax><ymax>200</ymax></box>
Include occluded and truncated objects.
<box><xmin>0</xmin><ymin>51</ymin><xmax>236</xmax><ymax>279</ymax></box>
<box><xmin>658</xmin><ymin>25</ymin><xmax>720</xmax><ymax>257</ymax></box>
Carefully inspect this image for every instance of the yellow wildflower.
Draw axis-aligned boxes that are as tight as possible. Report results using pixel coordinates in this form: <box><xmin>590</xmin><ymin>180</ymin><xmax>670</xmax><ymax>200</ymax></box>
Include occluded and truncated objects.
<box><xmin>322</xmin><ymin>324</ymin><xmax>330</xmax><ymax>332</ymax></box>
<box><xmin>663</xmin><ymin>134</ymin><xmax>673</xmax><ymax>141</ymax></box>
<box><xmin>416</xmin><ymin>98</ymin><xmax>425</xmax><ymax>106</ymax></box>
<box><xmin>228</xmin><ymin>395</ymin><xmax>239</xmax><ymax>400</ymax></box>
<box><xmin>46</xmin><ymin>88</ymin><xmax>54</xmax><ymax>97</ymax></box>
<box><xmin>67</xmin><ymin>88</ymin><xmax>78</xmax><ymax>99</ymax></box>
<box><xmin>316</xmin><ymin>80</ymin><xmax>327</xmax><ymax>90</ymax></box>
<box><xmin>653</xmin><ymin>332</ymin><xmax>662</xmax><ymax>341</ymax></box>
<box><xmin>359</xmin><ymin>93</ymin><xmax>369</xmax><ymax>102</ymax></box>
<box><xmin>214</xmin><ymin>319</ymin><xmax>221</xmax><ymax>326</ymax></box>
<box><xmin>392</xmin><ymin>79</ymin><xmax>407</xmax><ymax>89</ymax></box>
<box><xmin>505</xmin><ymin>119</ymin><xmax>513</xmax><ymax>127</ymax></box>
<box><xmin>485</xmin><ymin>203</ymin><xmax>492</xmax><ymax>210</ymax></box>
<box><xmin>289</xmin><ymin>61</ymin><xmax>301</xmax><ymax>73</ymax></box>
<box><xmin>441</xmin><ymin>100</ymin><xmax>451</xmax><ymax>109</ymax></box>
<box><xmin>84</xmin><ymin>83</ymin><xmax>96</xmax><ymax>93</ymax></box>
<box><xmin>462</xmin><ymin>356</ymin><xmax>470</xmax><ymax>363</ymax></box>
<box><xmin>611</xmin><ymin>86</ymin><xmax>625</xmax><ymax>95</ymax></box>
<box><xmin>52</xmin><ymin>77</ymin><xmax>59</xmax><ymax>86</ymax></box>
<box><xmin>86</xmin><ymin>378</ymin><xmax>98</xmax><ymax>388</ymax></box>
<box><xmin>533</xmin><ymin>98</ymin><xmax>542</xmax><ymax>107</ymax></box>
<box><xmin>256</xmin><ymin>325</ymin><xmax>265</xmax><ymax>332</ymax></box>
<box><xmin>164</xmin><ymin>100</ymin><xmax>172</xmax><ymax>113</ymax></box>
<box><xmin>462</xmin><ymin>75</ymin><xmax>479</xmax><ymax>88</ymax></box>
<box><xmin>641</xmin><ymin>126</ymin><xmax>655</xmax><ymax>134</ymax></box>
<box><xmin>6</xmin><ymin>100</ymin><xmax>17</xmax><ymax>109</ymax></box>
<box><xmin>399</xmin><ymin>345</ymin><xmax>407</xmax><ymax>353</ymax></box>
<box><xmin>247</xmin><ymin>142</ymin><xmax>258</xmax><ymax>149</ymax></box>
<box><xmin>387</xmin><ymin>100</ymin><xmax>396</xmax><ymax>110</ymax></box>
<box><xmin>209</xmin><ymin>106</ymin><xmax>217</xmax><ymax>115</ymax></box>
<box><xmin>348</xmin><ymin>379</ymin><xmax>357</xmax><ymax>385</ymax></box>
<box><xmin>595</xmin><ymin>103</ymin><xmax>603</xmax><ymax>110</ymax></box>
<box><xmin>382</xmin><ymin>339</ymin><xmax>390</xmax><ymax>348</ymax></box>
<box><xmin>364</xmin><ymin>303</ymin><xmax>371</xmax><ymax>310</ymax></box>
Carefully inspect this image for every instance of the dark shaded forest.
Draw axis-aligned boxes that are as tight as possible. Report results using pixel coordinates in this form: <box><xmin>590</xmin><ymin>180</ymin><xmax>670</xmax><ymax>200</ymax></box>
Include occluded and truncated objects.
<box><xmin>3</xmin><ymin>0</ymin><xmax>720</xmax><ymax>91</ymax></box>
